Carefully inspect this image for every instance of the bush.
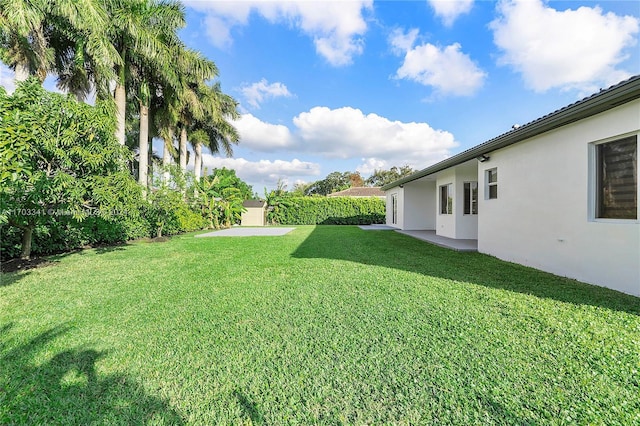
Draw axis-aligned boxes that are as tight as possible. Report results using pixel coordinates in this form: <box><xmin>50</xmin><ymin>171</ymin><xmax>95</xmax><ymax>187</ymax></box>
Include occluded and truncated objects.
<box><xmin>273</xmin><ymin>197</ymin><xmax>385</xmax><ymax>225</ymax></box>
<box><xmin>147</xmin><ymin>188</ymin><xmax>207</xmax><ymax>238</ymax></box>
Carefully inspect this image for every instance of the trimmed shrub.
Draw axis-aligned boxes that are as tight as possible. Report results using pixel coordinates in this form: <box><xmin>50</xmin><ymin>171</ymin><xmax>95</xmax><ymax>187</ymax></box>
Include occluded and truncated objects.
<box><xmin>274</xmin><ymin>197</ymin><xmax>385</xmax><ymax>225</ymax></box>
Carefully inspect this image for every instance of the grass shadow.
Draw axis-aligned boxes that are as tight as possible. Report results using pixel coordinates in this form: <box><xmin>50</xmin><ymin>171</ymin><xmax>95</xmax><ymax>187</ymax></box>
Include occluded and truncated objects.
<box><xmin>234</xmin><ymin>389</ymin><xmax>265</xmax><ymax>424</ymax></box>
<box><xmin>0</xmin><ymin>323</ymin><xmax>184</xmax><ymax>424</ymax></box>
<box><xmin>0</xmin><ymin>243</ymin><xmax>129</xmax><ymax>288</ymax></box>
<box><xmin>291</xmin><ymin>226</ymin><xmax>640</xmax><ymax>315</ymax></box>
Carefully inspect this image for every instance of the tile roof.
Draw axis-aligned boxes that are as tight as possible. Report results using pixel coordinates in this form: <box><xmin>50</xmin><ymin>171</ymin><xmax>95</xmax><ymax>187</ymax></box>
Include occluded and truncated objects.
<box><xmin>243</xmin><ymin>200</ymin><xmax>266</xmax><ymax>208</ymax></box>
<box><xmin>327</xmin><ymin>187</ymin><xmax>385</xmax><ymax>197</ymax></box>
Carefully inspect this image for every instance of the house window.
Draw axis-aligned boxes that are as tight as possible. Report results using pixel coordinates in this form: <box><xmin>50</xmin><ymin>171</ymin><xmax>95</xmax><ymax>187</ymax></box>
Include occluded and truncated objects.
<box><xmin>485</xmin><ymin>168</ymin><xmax>498</xmax><ymax>199</ymax></box>
<box><xmin>464</xmin><ymin>182</ymin><xmax>478</xmax><ymax>215</ymax></box>
<box><xmin>391</xmin><ymin>193</ymin><xmax>398</xmax><ymax>224</ymax></box>
<box><xmin>596</xmin><ymin>136</ymin><xmax>637</xmax><ymax>219</ymax></box>
<box><xmin>440</xmin><ymin>184</ymin><xmax>453</xmax><ymax>214</ymax></box>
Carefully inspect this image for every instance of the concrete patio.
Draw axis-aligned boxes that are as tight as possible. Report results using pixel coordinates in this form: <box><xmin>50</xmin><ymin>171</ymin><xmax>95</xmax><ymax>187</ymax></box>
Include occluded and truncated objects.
<box><xmin>396</xmin><ymin>230</ymin><xmax>478</xmax><ymax>252</ymax></box>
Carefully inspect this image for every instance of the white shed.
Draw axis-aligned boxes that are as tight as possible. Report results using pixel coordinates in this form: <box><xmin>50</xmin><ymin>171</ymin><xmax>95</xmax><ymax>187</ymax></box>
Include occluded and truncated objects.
<box><xmin>241</xmin><ymin>200</ymin><xmax>267</xmax><ymax>227</ymax></box>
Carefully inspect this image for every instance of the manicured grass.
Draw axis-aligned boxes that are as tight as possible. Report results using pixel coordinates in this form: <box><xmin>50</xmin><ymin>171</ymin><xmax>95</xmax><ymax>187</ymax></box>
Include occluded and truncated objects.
<box><xmin>1</xmin><ymin>226</ymin><xmax>639</xmax><ymax>424</ymax></box>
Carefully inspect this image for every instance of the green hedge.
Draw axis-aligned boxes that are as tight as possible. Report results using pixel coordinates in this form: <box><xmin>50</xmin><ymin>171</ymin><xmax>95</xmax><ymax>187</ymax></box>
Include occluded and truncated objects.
<box><xmin>275</xmin><ymin>197</ymin><xmax>385</xmax><ymax>225</ymax></box>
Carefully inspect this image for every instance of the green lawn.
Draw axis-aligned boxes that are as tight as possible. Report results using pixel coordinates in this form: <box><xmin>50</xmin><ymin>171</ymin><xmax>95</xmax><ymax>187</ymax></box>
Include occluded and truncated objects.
<box><xmin>1</xmin><ymin>226</ymin><xmax>638</xmax><ymax>425</ymax></box>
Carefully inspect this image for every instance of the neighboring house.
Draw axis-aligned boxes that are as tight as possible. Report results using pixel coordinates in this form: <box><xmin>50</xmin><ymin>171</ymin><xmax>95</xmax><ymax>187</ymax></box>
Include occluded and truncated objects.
<box><xmin>327</xmin><ymin>187</ymin><xmax>385</xmax><ymax>199</ymax></box>
<box><xmin>241</xmin><ymin>200</ymin><xmax>266</xmax><ymax>226</ymax></box>
<box><xmin>382</xmin><ymin>75</ymin><xmax>640</xmax><ymax>296</ymax></box>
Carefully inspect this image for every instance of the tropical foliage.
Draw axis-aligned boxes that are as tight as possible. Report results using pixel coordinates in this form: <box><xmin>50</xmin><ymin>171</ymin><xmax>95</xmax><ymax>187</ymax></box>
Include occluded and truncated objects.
<box><xmin>0</xmin><ymin>80</ymin><xmax>140</xmax><ymax>259</ymax></box>
<box><xmin>0</xmin><ymin>0</ymin><xmax>240</xmax><ymax>188</ymax></box>
<box><xmin>194</xmin><ymin>171</ymin><xmax>248</xmax><ymax>230</ymax></box>
<box><xmin>0</xmin><ymin>1</ymin><xmax>246</xmax><ymax>260</ymax></box>
<box><xmin>365</xmin><ymin>165</ymin><xmax>415</xmax><ymax>187</ymax></box>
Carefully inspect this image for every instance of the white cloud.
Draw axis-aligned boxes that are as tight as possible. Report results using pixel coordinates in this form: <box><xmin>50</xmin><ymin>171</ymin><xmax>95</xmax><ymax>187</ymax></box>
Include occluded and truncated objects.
<box><xmin>233</xmin><ymin>113</ymin><xmax>295</xmax><ymax>151</ymax></box>
<box><xmin>203</xmin><ymin>15</ymin><xmax>235</xmax><ymax>49</ymax></box>
<box><xmin>356</xmin><ymin>158</ymin><xmax>388</xmax><ymax>176</ymax></box>
<box><xmin>240</xmin><ymin>78</ymin><xmax>292</xmax><ymax>108</ymax></box>
<box><xmin>229</xmin><ymin>106</ymin><xmax>457</xmax><ymax>183</ymax></box>
<box><xmin>292</xmin><ymin>106</ymin><xmax>457</xmax><ymax>168</ymax></box>
<box><xmin>490</xmin><ymin>0</ymin><xmax>639</xmax><ymax>92</ymax></box>
<box><xmin>428</xmin><ymin>0</ymin><xmax>474</xmax><ymax>26</ymax></box>
<box><xmin>389</xmin><ymin>28</ymin><xmax>420</xmax><ymax>55</ymax></box>
<box><xmin>201</xmin><ymin>155</ymin><xmax>321</xmax><ymax>189</ymax></box>
<box><xmin>394</xmin><ymin>40</ymin><xmax>486</xmax><ymax>96</ymax></box>
<box><xmin>0</xmin><ymin>64</ymin><xmax>15</xmax><ymax>94</ymax></box>
<box><xmin>185</xmin><ymin>0</ymin><xmax>372</xmax><ymax>66</ymax></box>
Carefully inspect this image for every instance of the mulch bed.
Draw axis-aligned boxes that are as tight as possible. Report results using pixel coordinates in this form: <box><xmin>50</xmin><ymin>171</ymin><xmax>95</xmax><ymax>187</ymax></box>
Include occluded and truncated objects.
<box><xmin>1</xmin><ymin>257</ymin><xmax>56</xmax><ymax>273</ymax></box>
<box><xmin>1</xmin><ymin>237</ymin><xmax>171</xmax><ymax>273</ymax></box>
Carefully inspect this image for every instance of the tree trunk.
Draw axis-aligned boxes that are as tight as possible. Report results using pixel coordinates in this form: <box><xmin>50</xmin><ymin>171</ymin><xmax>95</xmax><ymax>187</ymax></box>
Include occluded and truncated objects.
<box><xmin>138</xmin><ymin>102</ymin><xmax>149</xmax><ymax>192</ymax></box>
<box><xmin>20</xmin><ymin>225</ymin><xmax>35</xmax><ymax>260</ymax></box>
<box><xmin>194</xmin><ymin>142</ymin><xmax>202</xmax><ymax>180</ymax></box>
<box><xmin>15</xmin><ymin>63</ymin><xmax>30</xmax><ymax>82</ymax></box>
<box><xmin>162</xmin><ymin>138</ymin><xmax>171</xmax><ymax>183</ymax></box>
<box><xmin>179</xmin><ymin>126</ymin><xmax>188</xmax><ymax>172</ymax></box>
<box><xmin>148</xmin><ymin>134</ymin><xmax>153</xmax><ymax>189</ymax></box>
<box><xmin>114</xmin><ymin>83</ymin><xmax>126</xmax><ymax>145</ymax></box>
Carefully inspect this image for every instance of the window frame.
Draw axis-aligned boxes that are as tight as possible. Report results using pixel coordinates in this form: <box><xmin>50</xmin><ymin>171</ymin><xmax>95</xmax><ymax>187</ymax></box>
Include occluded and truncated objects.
<box><xmin>464</xmin><ymin>181</ymin><xmax>478</xmax><ymax>215</ymax></box>
<box><xmin>391</xmin><ymin>193</ymin><xmax>398</xmax><ymax>224</ymax></box>
<box><xmin>439</xmin><ymin>183</ymin><xmax>453</xmax><ymax>215</ymax></box>
<box><xmin>589</xmin><ymin>134</ymin><xmax>638</xmax><ymax>222</ymax></box>
<box><xmin>485</xmin><ymin>168</ymin><xmax>498</xmax><ymax>200</ymax></box>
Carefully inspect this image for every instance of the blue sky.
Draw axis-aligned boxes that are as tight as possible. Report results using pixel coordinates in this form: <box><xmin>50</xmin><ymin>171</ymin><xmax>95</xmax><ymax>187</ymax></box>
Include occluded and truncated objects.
<box><xmin>2</xmin><ymin>1</ymin><xmax>639</xmax><ymax>192</ymax></box>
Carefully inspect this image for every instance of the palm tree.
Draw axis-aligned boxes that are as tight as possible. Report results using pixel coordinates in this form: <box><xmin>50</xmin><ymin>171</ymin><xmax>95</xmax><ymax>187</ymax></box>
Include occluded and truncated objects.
<box><xmin>0</xmin><ymin>0</ymin><xmax>117</xmax><ymax>85</ymax></box>
<box><xmin>126</xmin><ymin>4</ymin><xmax>185</xmax><ymax>189</ymax></box>
<box><xmin>189</xmin><ymin>82</ymin><xmax>240</xmax><ymax>180</ymax></box>
<box><xmin>99</xmin><ymin>0</ymin><xmax>186</xmax><ymax>146</ymax></box>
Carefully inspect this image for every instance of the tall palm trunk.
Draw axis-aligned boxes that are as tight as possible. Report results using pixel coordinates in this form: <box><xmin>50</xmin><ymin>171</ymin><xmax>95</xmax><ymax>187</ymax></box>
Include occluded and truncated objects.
<box><xmin>162</xmin><ymin>135</ymin><xmax>171</xmax><ymax>183</ymax></box>
<box><xmin>114</xmin><ymin>82</ymin><xmax>126</xmax><ymax>145</ymax></box>
<box><xmin>114</xmin><ymin>55</ymin><xmax>126</xmax><ymax>145</ymax></box>
<box><xmin>194</xmin><ymin>142</ymin><xmax>202</xmax><ymax>180</ymax></box>
<box><xmin>179</xmin><ymin>126</ymin><xmax>188</xmax><ymax>171</ymax></box>
<box><xmin>138</xmin><ymin>101</ymin><xmax>149</xmax><ymax>191</ymax></box>
<box><xmin>15</xmin><ymin>63</ymin><xmax>30</xmax><ymax>82</ymax></box>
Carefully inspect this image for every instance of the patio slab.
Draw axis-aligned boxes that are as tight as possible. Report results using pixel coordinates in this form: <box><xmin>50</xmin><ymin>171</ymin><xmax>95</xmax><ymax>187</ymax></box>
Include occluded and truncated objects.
<box><xmin>358</xmin><ymin>224</ymin><xmax>395</xmax><ymax>230</ymax></box>
<box><xmin>195</xmin><ymin>227</ymin><xmax>295</xmax><ymax>237</ymax></box>
<box><xmin>396</xmin><ymin>230</ymin><xmax>478</xmax><ymax>252</ymax></box>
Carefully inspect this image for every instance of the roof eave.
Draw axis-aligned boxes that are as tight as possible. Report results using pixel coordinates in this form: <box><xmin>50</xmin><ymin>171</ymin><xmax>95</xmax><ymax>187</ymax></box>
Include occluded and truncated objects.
<box><xmin>382</xmin><ymin>76</ymin><xmax>640</xmax><ymax>191</ymax></box>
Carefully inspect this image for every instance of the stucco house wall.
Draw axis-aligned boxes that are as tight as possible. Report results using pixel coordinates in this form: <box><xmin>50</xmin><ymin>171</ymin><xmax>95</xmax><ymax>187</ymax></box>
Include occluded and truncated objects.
<box><xmin>387</xmin><ymin>182</ymin><xmax>437</xmax><ymax>230</ymax></box>
<box><xmin>478</xmin><ymin>99</ymin><xmax>640</xmax><ymax>296</ymax></box>
<box><xmin>386</xmin><ymin>188</ymin><xmax>403</xmax><ymax>229</ymax></box>
<box><xmin>435</xmin><ymin>168</ymin><xmax>456</xmax><ymax>239</ymax></box>
<box><xmin>403</xmin><ymin>181</ymin><xmax>436</xmax><ymax>230</ymax></box>
<box><xmin>434</xmin><ymin>162</ymin><xmax>478</xmax><ymax>239</ymax></box>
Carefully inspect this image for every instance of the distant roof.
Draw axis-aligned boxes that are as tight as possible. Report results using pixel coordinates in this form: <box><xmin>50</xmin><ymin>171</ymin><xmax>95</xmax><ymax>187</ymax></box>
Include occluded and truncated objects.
<box><xmin>327</xmin><ymin>187</ymin><xmax>385</xmax><ymax>197</ymax></box>
<box><xmin>382</xmin><ymin>75</ymin><xmax>640</xmax><ymax>191</ymax></box>
<box><xmin>243</xmin><ymin>200</ymin><xmax>266</xmax><ymax>208</ymax></box>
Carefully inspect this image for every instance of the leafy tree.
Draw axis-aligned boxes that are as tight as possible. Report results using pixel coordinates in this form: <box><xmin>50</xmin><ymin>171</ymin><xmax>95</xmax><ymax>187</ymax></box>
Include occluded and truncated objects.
<box><xmin>290</xmin><ymin>182</ymin><xmax>309</xmax><ymax>196</ymax></box>
<box><xmin>208</xmin><ymin>168</ymin><xmax>253</xmax><ymax>201</ymax></box>
<box><xmin>218</xmin><ymin>187</ymin><xmax>245</xmax><ymax>228</ymax></box>
<box><xmin>365</xmin><ymin>165</ymin><xmax>415</xmax><ymax>187</ymax></box>
<box><xmin>304</xmin><ymin>171</ymin><xmax>351</xmax><ymax>196</ymax></box>
<box><xmin>264</xmin><ymin>180</ymin><xmax>296</xmax><ymax>225</ymax></box>
<box><xmin>349</xmin><ymin>172</ymin><xmax>364</xmax><ymax>187</ymax></box>
<box><xmin>0</xmin><ymin>80</ymin><xmax>131</xmax><ymax>259</ymax></box>
<box><xmin>194</xmin><ymin>169</ymin><xmax>250</xmax><ymax>229</ymax></box>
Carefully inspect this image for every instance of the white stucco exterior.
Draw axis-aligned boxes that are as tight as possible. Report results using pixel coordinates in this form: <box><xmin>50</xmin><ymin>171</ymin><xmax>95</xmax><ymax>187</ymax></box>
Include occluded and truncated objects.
<box><xmin>386</xmin><ymin>181</ymin><xmax>436</xmax><ymax>230</ymax></box>
<box><xmin>384</xmin><ymin>91</ymin><xmax>640</xmax><ymax>296</ymax></box>
<box><xmin>478</xmin><ymin>100</ymin><xmax>640</xmax><ymax>296</ymax></box>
